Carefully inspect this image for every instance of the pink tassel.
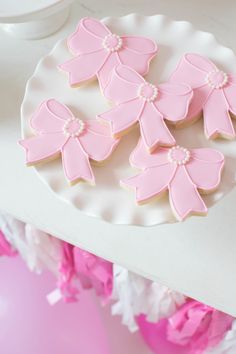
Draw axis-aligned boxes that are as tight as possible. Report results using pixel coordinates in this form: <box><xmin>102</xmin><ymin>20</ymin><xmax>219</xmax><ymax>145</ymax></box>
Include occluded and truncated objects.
<box><xmin>137</xmin><ymin>300</ymin><xmax>233</xmax><ymax>354</ymax></box>
<box><xmin>73</xmin><ymin>247</ymin><xmax>113</xmax><ymax>303</ymax></box>
<box><xmin>57</xmin><ymin>242</ymin><xmax>79</xmax><ymax>303</ymax></box>
<box><xmin>0</xmin><ymin>230</ymin><xmax>17</xmax><ymax>257</ymax></box>
<box><xmin>167</xmin><ymin>300</ymin><xmax>233</xmax><ymax>353</ymax></box>
<box><xmin>137</xmin><ymin>315</ymin><xmax>189</xmax><ymax>354</ymax></box>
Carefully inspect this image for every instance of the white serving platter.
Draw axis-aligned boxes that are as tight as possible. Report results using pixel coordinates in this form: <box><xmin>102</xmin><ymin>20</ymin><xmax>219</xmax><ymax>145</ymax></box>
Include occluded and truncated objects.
<box><xmin>21</xmin><ymin>14</ymin><xmax>236</xmax><ymax>226</ymax></box>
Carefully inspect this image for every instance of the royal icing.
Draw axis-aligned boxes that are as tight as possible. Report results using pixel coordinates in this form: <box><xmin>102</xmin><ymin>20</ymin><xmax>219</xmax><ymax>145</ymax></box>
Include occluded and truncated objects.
<box><xmin>169</xmin><ymin>53</ymin><xmax>236</xmax><ymax>139</ymax></box>
<box><xmin>97</xmin><ymin>65</ymin><xmax>193</xmax><ymax>152</ymax></box>
<box><xmin>19</xmin><ymin>99</ymin><xmax>119</xmax><ymax>184</ymax></box>
<box><xmin>121</xmin><ymin>139</ymin><xmax>224</xmax><ymax>221</ymax></box>
<box><xmin>59</xmin><ymin>17</ymin><xmax>158</xmax><ymax>89</ymax></box>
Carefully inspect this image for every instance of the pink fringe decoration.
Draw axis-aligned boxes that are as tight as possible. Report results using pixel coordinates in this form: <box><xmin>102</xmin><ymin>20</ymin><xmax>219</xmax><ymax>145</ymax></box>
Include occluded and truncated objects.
<box><xmin>167</xmin><ymin>300</ymin><xmax>233</xmax><ymax>353</ymax></box>
<box><xmin>57</xmin><ymin>243</ymin><xmax>113</xmax><ymax>304</ymax></box>
<box><xmin>1</xmin><ymin>216</ymin><xmax>234</xmax><ymax>354</ymax></box>
<box><xmin>73</xmin><ymin>247</ymin><xmax>113</xmax><ymax>303</ymax></box>
<box><xmin>137</xmin><ymin>315</ymin><xmax>189</xmax><ymax>354</ymax></box>
<box><xmin>0</xmin><ymin>230</ymin><xmax>17</xmax><ymax>257</ymax></box>
<box><xmin>57</xmin><ymin>242</ymin><xmax>79</xmax><ymax>303</ymax></box>
<box><xmin>137</xmin><ymin>301</ymin><xmax>233</xmax><ymax>354</ymax></box>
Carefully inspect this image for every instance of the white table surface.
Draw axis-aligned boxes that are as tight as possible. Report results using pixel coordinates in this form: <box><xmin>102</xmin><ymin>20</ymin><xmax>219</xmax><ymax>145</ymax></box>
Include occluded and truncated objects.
<box><xmin>1</xmin><ymin>0</ymin><xmax>236</xmax><ymax>316</ymax></box>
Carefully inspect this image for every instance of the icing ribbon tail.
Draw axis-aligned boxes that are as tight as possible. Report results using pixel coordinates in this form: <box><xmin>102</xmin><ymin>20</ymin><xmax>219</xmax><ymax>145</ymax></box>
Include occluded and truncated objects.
<box><xmin>59</xmin><ymin>56</ymin><xmax>96</xmax><ymax>86</ymax></box>
<box><xmin>97</xmin><ymin>99</ymin><xmax>142</xmax><ymax>137</ymax></box>
<box><xmin>59</xmin><ymin>57</ymin><xmax>85</xmax><ymax>86</ymax></box>
<box><xmin>19</xmin><ymin>135</ymin><xmax>62</xmax><ymax>165</ymax></box>
<box><xmin>171</xmin><ymin>185</ymin><xmax>207</xmax><ymax>221</ymax></box>
<box><xmin>203</xmin><ymin>91</ymin><xmax>236</xmax><ymax>139</ymax></box>
<box><xmin>121</xmin><ymin>174</ymin><xmax>144</xmax><ymax>203</ymax></box>
<box><xmin>139</xmin><ymin>104</ymin><xmax>176</xmax><ymax>151</ymax></box>
<box><xmin>169</xmin><ymin>167</ymin><xmax>208</xmax><ymax>221</ymax></box>
<box><xmin>145</xmin><ymin>117</ymin><xmax>176</xmax><ymax>149</ymax></box>
<box><xmin>59</xmin><ymin>49</ymin><xmax>108</xmax><ymax>87</ymax></box>
<box><xmin>204</xmin><ymin>109</ymin><xmax>235</xmax><ymax>139</ymax></box>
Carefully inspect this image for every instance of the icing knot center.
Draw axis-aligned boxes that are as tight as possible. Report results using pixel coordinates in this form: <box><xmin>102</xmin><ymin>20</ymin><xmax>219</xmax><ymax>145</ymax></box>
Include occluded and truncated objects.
<box><xmin>138</xmin><ymin>82</ymin><xmax>158</xmax><ymax>102</ymax></box>
<box><xmin>205</xmin><ymin>70</ymin><xmax>228</xmax><ymax>89</ymax></box>
<box><xmin>102</xmin><ymin>34</ymin><xmax>122</xmax><ymax>52</ymax></box>
<box><xmin>168</xmin><ymin>146</ymin><xmax>190</xmax><ymax>165</ymax></box>
<box><xmin>63</xmin><ymin>118</ymin><xmax>85</xmax><ymax>138</ymax></box>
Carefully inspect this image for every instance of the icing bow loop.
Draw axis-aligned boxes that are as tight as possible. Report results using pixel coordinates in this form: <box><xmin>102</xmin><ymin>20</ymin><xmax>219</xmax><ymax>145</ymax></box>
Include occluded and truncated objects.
<box><xmin>59</xmin><ymin>17</ymin><xmax>158</xmax><ymax>89</ymax></box>
<box><xmin>169</xmin><ymin>53</ymin><xmax>236</xmax><ymax>139</ymax></box>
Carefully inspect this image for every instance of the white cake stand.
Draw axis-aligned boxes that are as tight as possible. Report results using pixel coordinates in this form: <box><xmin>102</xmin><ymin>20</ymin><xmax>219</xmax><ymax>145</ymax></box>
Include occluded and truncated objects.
<box><xmin>0</xmin><ymin>0</ymin><xmax>73</xmax><ymax>39</ymax></box>
<box><xmin>21</xmin><ymin>14</ymin><xmax>236</xmax><ymax>226</ymax></box>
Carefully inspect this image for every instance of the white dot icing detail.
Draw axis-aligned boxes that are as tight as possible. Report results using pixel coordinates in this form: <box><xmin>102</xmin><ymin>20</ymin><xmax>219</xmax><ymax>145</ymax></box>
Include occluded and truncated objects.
<box><xmin>63</xmin><ymin>117</ymin><xmax>85</xmax><ymax>138</ymax></box>
<box><xmin>102</xmin><ymin>34</ymin><xmax>123</xmax><ymax>52</ymax></box>
<box><xmin>205</xmin><ymin>70</ymin><xmax>228</xmax><ymax>89</ymax></box>
<box><xmin>138</xmin><ymin>82</ymin><xmax>158</xmax><ymax>102</ymax></box>
<box><xmin>167</xmin><ymin>146</ymin><xmax>191</xmax><ymax>165</ymax></box>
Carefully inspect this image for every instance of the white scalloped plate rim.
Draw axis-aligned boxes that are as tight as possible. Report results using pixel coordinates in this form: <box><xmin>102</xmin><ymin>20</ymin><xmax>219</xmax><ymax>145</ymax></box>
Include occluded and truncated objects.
<box><xmin>21</xmin><ymin>13</ymin><xmax>236</xmax><ymax>227</ymax></box>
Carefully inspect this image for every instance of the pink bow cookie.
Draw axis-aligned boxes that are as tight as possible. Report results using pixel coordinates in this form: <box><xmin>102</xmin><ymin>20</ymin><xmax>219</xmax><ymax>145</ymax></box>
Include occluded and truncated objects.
<box><xmin>19</xmin><ymin>99</ymin><xmax>119</xmax><ymax>184</ymax></box>
<box><xmin>59</xmin><ymin>17</ymin><xmax>157</xmax><ymax>89</ymax></box>
<box><xmin>169</xmin><ymin>53</ymin><xmax>236</xmax><ymax>139</ymax></box>
<box><xmin>121</xmin><ymin>140</ymin><xmax>224</xmax><ymax>221</ymax></box>
<box><xmin>97</xmin><ymin>65</ymin><xmax>193</xmax><ymax>152</ymax></box>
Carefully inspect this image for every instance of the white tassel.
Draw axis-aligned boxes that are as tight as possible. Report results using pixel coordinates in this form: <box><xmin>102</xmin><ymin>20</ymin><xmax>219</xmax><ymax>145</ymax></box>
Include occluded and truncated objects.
<box><xmin>145</xmin><ymin>282</ymin><xmax>186</xmax><ymax>323</ymax></box>
<box><xmin>112</xmin><ymin>265</ymin><xmax>146</xmax><ymax>332</ymax></box>
<box><xmin>0</xmin><ymin>213</ymin><xmax>62</xmax><ymax>274</ymax></box>
<box><xmin>25</xmin><ymin>224</ymin><xmax>62</xmax><ymax>274</ymax></box>
<box><xmin>112</xmin><ymin>265</ymin><xmax>186</xmax><ymax>332</ymax></box>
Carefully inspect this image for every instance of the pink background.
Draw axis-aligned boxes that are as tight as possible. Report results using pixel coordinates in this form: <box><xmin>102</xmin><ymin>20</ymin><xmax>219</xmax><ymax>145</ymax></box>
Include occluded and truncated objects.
<box><xmin>0</xmin><ymin>256</ymin><xmax>152</xmax><ymax>354</ymax></box>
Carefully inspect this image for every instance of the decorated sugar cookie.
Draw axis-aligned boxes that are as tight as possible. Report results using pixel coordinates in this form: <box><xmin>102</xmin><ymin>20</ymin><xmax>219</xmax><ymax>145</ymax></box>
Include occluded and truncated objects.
<box><xmin>169</xmin><ymin>53</ymin><xmax>236</xmax><ymax>139</ymax></box>
<box><xmin>97</xmin><ymin>65</ymin><xmax>193</xmax><ymax>152</ymax></box>
<box><xmin>59</xmin><ymin>17</ymin><xmax>157</xmax><ymax>90</ymax></box>
<box><xmin>19</xmin><ymin>99</ymin><xmax>119</xmax><ymax>185</ymax></box>
<box><xmin>121</xmin><ymin>139</ymin><xmax>224</xmax><ymax>221</ymax></box>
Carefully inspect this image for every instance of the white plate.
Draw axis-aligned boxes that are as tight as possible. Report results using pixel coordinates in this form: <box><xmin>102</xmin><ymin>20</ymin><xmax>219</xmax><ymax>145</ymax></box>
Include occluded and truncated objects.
<box><xmin>21</xmin><ymin>14</ymin><xmax>236</xmax><ymax>226</ymax></box>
